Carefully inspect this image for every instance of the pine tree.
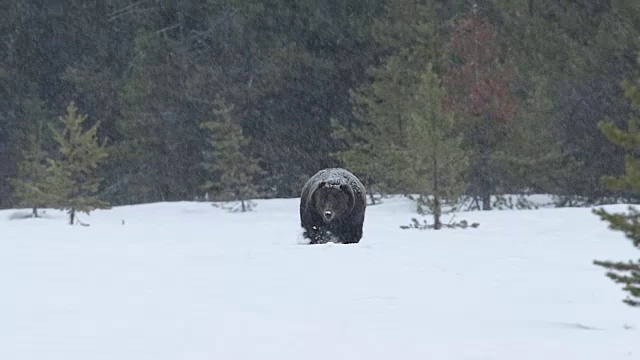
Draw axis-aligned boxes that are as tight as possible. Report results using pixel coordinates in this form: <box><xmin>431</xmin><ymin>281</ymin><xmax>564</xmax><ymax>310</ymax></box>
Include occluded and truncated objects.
<box><xmin>592</xmin><ymin>71</ymin><xmax>640</xmax><ymax>307</ymax></box>
<box><xmin>200</xmin><ymin>99</ymin><xmax>263</xmax><ymax>212</ymax></box>
<box><xmin>332</xmin><ymin>52</ymin><xmax>431</xmax><ymax>196</ymax></box>
<box><xmin>10</xmin><ymin>99</ymin><xmax>54</xmax><ymax>217</ymax></box>
<box><xmin>405</xmin><ymin>64</ymin><xmax>469</xmax><ymax>229</ymax></box>
<box><xmin>332</xmin><ymin>4</ymin><xmax>448</xmax><ymax>197</ymax></box>
<box><xmin>48</xmin><ymin>102</ymin><xmax>110</xmax><ymax>225</ymax></box>
<box><xmin>496</xmin><ymin>78</ymin><xmax>579</xmax><ymax>203</ymax></box>
<box><xmin>331</xmin><ymin>117</ymin><xmax>387</xmax><ymax>205</ymax></box>
<box><xmin>11</xmin><ymin>128</ymin><xmax>51</xmax><ymax>218</ymax></box>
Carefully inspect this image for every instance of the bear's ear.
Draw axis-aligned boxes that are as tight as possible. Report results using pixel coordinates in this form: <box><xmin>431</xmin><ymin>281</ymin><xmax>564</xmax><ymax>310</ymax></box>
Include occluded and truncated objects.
<box><xmin>310</xmin><ymin>181</ymin><xmax>325</xmax><ymax>202</ymax></box>
<box><xmin>341</xmin><ymin>183</ymin><xmax>355</xmax><ymax>210</ymax></box>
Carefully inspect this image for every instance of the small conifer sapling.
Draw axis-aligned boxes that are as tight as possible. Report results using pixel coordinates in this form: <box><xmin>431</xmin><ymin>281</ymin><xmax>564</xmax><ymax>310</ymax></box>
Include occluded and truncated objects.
<box><xmin>200</xmin><ymin>99</ymin><xmax>263</xmax><ymax>212</ymax></box>
<box><xmin>48</xmin><ymin>101</ymin><xmax>110</xmax><ymax>225</ymax></box>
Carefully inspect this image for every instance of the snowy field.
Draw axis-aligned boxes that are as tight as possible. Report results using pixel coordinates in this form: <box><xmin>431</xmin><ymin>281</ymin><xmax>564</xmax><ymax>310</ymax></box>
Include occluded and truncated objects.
<box><xmin>1</xmin><ymin>196</ymin><xmax>639</xmax><ymax>360</ymax></box>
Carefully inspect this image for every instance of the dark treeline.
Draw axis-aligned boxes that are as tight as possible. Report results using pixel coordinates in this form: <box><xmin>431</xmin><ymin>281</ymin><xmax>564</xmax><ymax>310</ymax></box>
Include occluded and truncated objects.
<box><xmin>1</xmin><ymin>0</ymin><xmax>640</xmax><ymax>210</ymax></box>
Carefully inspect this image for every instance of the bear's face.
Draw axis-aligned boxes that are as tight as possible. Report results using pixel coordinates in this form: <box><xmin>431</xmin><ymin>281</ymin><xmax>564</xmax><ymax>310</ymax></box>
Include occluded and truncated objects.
<box><xmin>312</xmin><ymin>183</ymin><xmax>354</xmax><ymax>224</ymax></box>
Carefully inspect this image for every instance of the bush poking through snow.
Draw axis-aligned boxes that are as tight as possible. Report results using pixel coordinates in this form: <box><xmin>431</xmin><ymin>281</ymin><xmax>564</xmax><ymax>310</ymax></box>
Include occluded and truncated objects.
<box><xmin>212</xmin><ymin>200</ymin><xmax>258</xmax><ymax>213</ymax></box>
<box><xmin>401</xmin><ymin>217</ymin><xmax>479</xmax><ymax>230</ymax></box>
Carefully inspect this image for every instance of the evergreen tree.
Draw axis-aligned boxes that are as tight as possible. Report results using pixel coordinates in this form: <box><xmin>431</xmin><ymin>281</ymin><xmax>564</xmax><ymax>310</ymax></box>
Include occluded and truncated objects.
<box><xmin>200</xmin><ymin>99</ymin><xmax>263</xmax><ymax>212</ymax></box>
<box><xmin>332</xmin><ymin>54</ymin><xmax>416</xmax><ymax>194</ymax></box>
<box><xmin>495</xmin><ymin>78</ymin><xmax>578</xmax><ymax>200</ymax></box>
<box><xmin>10</xmin><ymin>127</ymin><xmax>51</xmax><ymax>218</ymax></box>
<box><xmin>9</xmin><ymin>98</ymin><xmax>54</xmax><ymax>217</ymax></box>
<box><xmin>593</xmin><ymin>69</ymin><xmax>640</xmax><ymax>307</ymax></box>
<box><xmin>117</xmin><ymin>31</ymin><xmax>208</xmax><ymax>204</ymax></box>
<box><xmin>331</xmin><ymin>117</ymin><xmax>386</xmax><ymax>205</ymax></box>
<box><xmin>332</xmin><ymin>5</ymin><xmax>449</xmax><ymax>196</ymax></box>
<box><xmin>48</xmin><ymin>102</ymin><xmax>110</xmax><ymax>225</ymax></box>
<box><xmin>405</xmin><ymin>64</ymin><xmax>468</xmax><ymax>229</ymax></box>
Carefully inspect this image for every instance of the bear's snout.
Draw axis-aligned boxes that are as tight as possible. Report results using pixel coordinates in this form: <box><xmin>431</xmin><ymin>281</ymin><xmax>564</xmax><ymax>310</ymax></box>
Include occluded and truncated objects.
<box><xmin>323</xmin><ymin>210</ymin><xmax>334</xmax><ymax>222</ymax></box>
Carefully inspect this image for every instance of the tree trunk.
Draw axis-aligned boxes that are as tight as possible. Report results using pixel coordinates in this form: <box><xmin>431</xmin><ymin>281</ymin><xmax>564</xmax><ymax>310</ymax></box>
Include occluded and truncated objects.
<box><xmin>433</xmin><ymin>195</ymin><xmax>442</xmax><ymax>230</ymax></box>
<box><xmin>240</xmin><ymin>194</ymin><xmax>246</xmax><ymax>212</ymax></box>
<box><xmin>368</xmin><ymin>190</ymin><xmax>376</xmax><ymax>205</ymax></box>
<box><xmin>482</xmin><ymin>192</ymin><xmax>491</xmax><ymax>211</ymax></box>
<box><xmin>433</xmin><ymin>149</ymin><xmax>442</xmax><ymax>229</ymax></box>
<box><xmin>69</xmin><ymin>208</ymin><xmax>75</xmax><ymax>225</ymax></box>
<box><xmin>478</xmin><ymin>123</ymin><xmax>492</xmax><ymax>211</ymax></box>
<box><xmin>32</xmin><ymin>207</ymin><xmax>39</xmax><ymax>218</ymax></box>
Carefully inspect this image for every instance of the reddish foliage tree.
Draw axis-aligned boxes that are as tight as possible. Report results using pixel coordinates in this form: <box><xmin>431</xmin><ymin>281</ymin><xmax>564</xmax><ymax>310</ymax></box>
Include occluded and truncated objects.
<box><xmin>443</xmin><ymin>7</ymin><xmax>519</xmax><ymax>210</ymax></box>
<box><xmin>444</xmin><ymin>8</ymin><xmax>517</xmax><ymax>121</ymax></box>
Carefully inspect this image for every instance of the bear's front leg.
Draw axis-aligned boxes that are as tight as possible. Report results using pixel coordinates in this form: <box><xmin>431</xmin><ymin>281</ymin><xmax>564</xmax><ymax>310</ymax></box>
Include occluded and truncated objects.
<box><xmin>341</xmin><ymin>224</ymin><xmax>363</xmax><ymax>244</ymax></box>
<box><xmin>303</xmin><ymin>225</ymin><xmax>324</xmax><ymax>244</ymax></box>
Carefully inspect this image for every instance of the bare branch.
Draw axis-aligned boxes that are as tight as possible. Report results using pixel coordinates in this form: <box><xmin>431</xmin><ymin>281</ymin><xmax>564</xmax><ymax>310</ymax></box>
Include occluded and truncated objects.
<box><xmin>108</xmin><ymin>1</ymin><xmax>158</xmax><ymax>22</ymax></box>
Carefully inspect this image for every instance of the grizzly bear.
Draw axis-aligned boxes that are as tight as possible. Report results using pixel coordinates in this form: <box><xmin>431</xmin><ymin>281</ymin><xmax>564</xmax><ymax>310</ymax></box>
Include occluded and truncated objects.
<box><xmin>299</xmin><ymin>168</ymin><xmax>367</xmax><ymax>244</ymax></box>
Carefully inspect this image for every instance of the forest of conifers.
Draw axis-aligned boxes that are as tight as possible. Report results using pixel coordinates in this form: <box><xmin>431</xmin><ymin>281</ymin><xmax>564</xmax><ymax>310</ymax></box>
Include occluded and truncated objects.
<box><xmin>1</xmin><ymin>0</ymin><xmax>640</xmax><ymax>210</ymax></box>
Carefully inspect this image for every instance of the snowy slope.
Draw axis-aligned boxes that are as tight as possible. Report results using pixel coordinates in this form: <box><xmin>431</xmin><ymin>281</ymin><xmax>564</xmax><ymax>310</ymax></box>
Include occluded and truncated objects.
<box><xmin>1</xmin><ymin>196</ymin><xmax>639</xmax><ymax>360</ymax></box>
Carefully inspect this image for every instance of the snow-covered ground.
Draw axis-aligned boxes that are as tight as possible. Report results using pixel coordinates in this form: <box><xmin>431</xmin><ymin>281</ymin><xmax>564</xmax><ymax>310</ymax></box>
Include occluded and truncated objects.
<box><xmin>1</xmin><ymin>196</ymin><xmax>639</xmax><ymax>360</ymax></box>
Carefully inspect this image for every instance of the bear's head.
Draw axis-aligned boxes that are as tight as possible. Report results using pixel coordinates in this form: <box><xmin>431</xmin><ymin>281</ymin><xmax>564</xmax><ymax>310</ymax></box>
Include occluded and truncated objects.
<box><xmin>312</xmin><ymin>182</ymin><xmax>355</xmax><ymax>224</ymax></box>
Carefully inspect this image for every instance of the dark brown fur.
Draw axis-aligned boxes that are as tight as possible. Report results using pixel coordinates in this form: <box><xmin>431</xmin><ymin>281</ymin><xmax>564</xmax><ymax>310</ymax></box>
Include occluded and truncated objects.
<box><xmin>300</xmin><ymin>168</ymin><xmax>366</xmax><ymax>244</ymax></box>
